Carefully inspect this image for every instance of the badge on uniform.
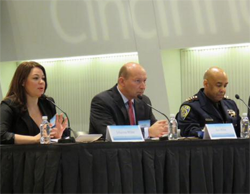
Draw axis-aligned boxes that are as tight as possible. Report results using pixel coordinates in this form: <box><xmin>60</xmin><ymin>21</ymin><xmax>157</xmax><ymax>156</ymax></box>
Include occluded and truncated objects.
<box><xmin>227</xmin><ymin>109</ymin><xmax>236</xmax><ymax>117</ymax></box>
<box><xmin>181</xmin><ymin>105</ymin><xmax>191</xmax><ymax>120</ymax></box>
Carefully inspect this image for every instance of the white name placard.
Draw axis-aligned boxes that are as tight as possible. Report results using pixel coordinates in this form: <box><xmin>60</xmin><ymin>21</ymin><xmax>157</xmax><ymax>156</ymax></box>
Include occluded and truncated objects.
<box><xmin>106</xmin><ymin>125</ymin><xmax>144</xmax><ymax>142</ymax></box>
<box><xmin>203</xmin><ymin>123</ymin><xmax>237</xmax><ymax>140</ymax></box>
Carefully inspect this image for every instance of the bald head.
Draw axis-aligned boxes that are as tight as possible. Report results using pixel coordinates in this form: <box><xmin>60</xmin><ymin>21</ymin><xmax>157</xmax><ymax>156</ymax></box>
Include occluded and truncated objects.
<box><xmin>203</xmin><ymin>67</ymin><xmax>228</xmax><ymax>102</ymax></box>
<box><xmin>118</xmin><ymin>62</ymin><xmax>147</xmax><ymax>99</ymax></box>
<box><xmin>118</xmin><ymin>62</ymin><xmax>146</xmax><ymax>79</ymax></box>
<box><xmin>203</xmin><ymin>67</ymin><xmax>227</xmax><ymax>81</ymax></box>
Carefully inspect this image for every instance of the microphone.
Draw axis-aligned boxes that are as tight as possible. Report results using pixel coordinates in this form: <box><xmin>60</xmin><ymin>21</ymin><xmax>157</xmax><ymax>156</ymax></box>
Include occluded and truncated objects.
<box><xmin>43</xmin><ymin>95</ymin><xmax>77</xmax><ymax>139</ymax></box>
<box><xmin>235</xmin><ymin>94</ymin><xmax>250</xmax><ymax>111</ymax></box>
<box><xmin>137</xmin><ymin>95</ymin><xmax>170</xmax><ymax>140</ymax></box>
<box><xmin>137</xmin><ymin>95</ymin><xmax>170</xmax><ymax>123</ymax></box>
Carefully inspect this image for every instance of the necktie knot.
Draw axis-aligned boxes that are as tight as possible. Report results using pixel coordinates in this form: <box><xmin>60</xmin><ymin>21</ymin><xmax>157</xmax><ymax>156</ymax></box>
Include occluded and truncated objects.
<box><xmin>128</xmin><ymin>100</ymin><xmax>133</xmax><ymax>107</ymax></box>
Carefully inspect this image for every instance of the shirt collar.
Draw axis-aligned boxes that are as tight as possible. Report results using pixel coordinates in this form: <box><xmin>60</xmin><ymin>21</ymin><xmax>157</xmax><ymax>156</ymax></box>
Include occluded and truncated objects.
<box><xmin>117</xmin><ymin>85</ymin><xmax>134</xmax><ymax>104</ymax></box>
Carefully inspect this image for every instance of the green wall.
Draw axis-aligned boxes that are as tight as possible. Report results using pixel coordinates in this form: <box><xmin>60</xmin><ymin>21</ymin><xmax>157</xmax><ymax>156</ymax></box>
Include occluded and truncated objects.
<box><xmin>0</xmin><ymin>62</ymin><xmax>17</xmax><ymax>100</ymax></box>
<box><xmin>162</xmin><ymin>50</ymin><xmax>182</xmax><ymax>115</ymax></box>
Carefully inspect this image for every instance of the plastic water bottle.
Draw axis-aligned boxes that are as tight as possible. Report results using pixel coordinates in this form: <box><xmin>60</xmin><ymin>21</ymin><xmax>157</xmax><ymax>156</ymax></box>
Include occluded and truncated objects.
<box><xmin>40</xmin><ymin>116</ymin><xmax>51</xmax><ymax>144</ymax></box>
<box><xmin>168</xmin><ymin>114</ymin><xmax>178</xmax><ymax>140</ymax></box>
<box><xmin>241</xmin><ymin>113</ymin><xmax>249</xmax><ymax>138</ymax></box>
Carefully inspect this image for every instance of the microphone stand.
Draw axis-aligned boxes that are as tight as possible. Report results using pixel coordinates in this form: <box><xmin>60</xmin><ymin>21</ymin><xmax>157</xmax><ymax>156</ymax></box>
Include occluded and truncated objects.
<box><xmin>45</xmin><ymin>97</ymin><xmax>77</xmax><ymax>141</ymax></box>
<box><xmin>235</xmin><ymin>94</ymin><xmax>250</xmax><ymax>111</ymax></box>
<box><xmin>137</xmin><ymin>95</ymin><xmax>171</xmax><ymax>140</ymax></box>
<box><xmin>145</xmin><ymin>103</ymin><xmax>170</xmax><ymax>123</ymax></box>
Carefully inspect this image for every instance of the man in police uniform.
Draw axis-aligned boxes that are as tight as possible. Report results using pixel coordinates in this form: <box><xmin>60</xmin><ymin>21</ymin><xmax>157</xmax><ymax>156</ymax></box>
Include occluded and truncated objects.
<box><xmin>176</xmin><ymin>67</ymin><xmax>241</xmax><ymax>137</ymax></box>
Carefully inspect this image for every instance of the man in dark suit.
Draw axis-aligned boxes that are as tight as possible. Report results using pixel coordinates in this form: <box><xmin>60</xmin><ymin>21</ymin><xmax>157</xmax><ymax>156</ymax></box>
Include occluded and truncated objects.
<box><xmin>89</xmin><ymin>62</ymin><xmax>168</xmax><ymax>139</ymax></box>
<box><xmin>176</xmin><ymin>67</ymin><xmax>241</xmax><ymax>137</ymax></box>
<box><xmin>247</xmin><ymin>96</ymin><xmax>250</xmax><ymax>120</ymax></box>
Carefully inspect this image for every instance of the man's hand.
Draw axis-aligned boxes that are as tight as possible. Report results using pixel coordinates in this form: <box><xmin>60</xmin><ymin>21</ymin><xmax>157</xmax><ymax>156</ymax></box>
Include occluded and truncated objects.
<box><xmin>148</xmin><ymin>120</ymin><xmax>168</xmax><ymax>137</ymax></box>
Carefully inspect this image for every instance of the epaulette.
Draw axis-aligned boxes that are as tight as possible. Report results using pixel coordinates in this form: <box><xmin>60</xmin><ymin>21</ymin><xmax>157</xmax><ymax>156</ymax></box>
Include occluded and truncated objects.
<box><xmin>185</xmin><ymin>95</ymin><xmax>198</xmax><ymax>102</ymax></box>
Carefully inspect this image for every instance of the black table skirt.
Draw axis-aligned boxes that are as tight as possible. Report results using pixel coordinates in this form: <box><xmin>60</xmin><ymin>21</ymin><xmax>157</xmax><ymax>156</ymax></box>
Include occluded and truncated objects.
<box><xmin>1</xmin><ymin>139</ymin><xmax>249</xmax><ymax>193</ymax></box>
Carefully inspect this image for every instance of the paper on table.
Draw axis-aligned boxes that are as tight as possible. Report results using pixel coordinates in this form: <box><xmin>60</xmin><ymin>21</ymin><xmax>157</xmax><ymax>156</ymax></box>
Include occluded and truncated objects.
<box><xmin>76</xmin><ymin>134</ymin><xmax>102</xmax><ymax>143</ymax></box>
<box><xmin>50</xmin><ymin>139</ymin><xmax>59</xmax><ymax>143</ymax></box>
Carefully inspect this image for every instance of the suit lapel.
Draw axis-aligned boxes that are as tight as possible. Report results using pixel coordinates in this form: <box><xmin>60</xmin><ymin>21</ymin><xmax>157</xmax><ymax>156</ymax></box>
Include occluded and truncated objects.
<box><xmin>220</xmin><ymin>100</ymin><xmax>231</xmax><ymax>121</ymax></box>
<box><xmin>134</xmin><ymin>99</ymin><xmax>145</xmax><ymax>124</ymax></box>
<box><xmin>112</xmin><ymin>86</ymin><xmax>129</xmax><ymax>123</ymax></box>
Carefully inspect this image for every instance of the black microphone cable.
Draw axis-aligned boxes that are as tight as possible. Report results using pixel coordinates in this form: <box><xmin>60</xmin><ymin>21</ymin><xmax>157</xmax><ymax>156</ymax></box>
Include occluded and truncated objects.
<box><xmin>137</xmin><ymin>95</ymin><xmax>170</xmax><ymax>140</ymax></box>
<box><xmin>235</xmin><ymin>94</ymin><xmax>250</xmax><ymax>111</ymax></box>
<box><xmin>43</xmin><ymin>95</ymin><xmax>77</xmax><ymax>141</ymax></box>
<box><xmin>137</xmin><ymin>95</ymin><xmax>170</xmax><ymax>123</ymax></box>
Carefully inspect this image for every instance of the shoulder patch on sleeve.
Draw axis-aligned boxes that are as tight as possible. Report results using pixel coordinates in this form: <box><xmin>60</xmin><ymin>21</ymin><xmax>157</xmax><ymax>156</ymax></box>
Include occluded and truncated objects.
<box><xmin>181</xmin><ymin>105</ymin><xmax>191</xmax><ymax>120</ymax></box>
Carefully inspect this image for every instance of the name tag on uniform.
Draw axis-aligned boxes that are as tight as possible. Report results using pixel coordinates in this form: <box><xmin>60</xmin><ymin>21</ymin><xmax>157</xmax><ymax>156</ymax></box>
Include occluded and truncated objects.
<box><xmin>205</xmin><ymin>118</ymin><xmax>214</xmax><ymax>122</ymax></box>
<box><xmin>203</xmin><ymin>123</ymin><xmax>237</xmax><ymax>140</ymax></box>
<box><xmin>106</xmin><ymin>125</ymin><xmax>144</xmax><ymax>142</ymax></box>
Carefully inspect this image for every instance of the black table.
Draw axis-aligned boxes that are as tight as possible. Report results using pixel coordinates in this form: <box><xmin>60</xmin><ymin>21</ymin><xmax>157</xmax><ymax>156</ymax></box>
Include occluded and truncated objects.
<box><xmin>1</xmin><ymin>139</ymin><xmax>249</xmax><ymax>193</ymax></box>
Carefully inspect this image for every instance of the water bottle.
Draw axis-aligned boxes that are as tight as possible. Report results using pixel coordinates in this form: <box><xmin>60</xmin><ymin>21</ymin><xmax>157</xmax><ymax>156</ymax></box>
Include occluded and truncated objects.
<box><xmin>40</xmin><ymin>116</ymin><xmax>51</xmax><ymax>144</ymax></box>
<box><xmin>241</xmin><ymin>113</ymin><xmax>249</xmax><ymax>138</ymax></box>
<box><xmin>168</xmin><ymin>114</ymin><xmax>178</xmax><ymax>140</ymax></box>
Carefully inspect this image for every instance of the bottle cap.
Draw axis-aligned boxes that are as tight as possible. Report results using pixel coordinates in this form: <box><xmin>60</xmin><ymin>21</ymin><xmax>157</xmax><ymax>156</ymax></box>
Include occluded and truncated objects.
<box><xmin>42</xmin><ymin>116</ymin><xmax>48</xmax><ymax>120</ymax></box>
<box><xmin>242</xmin><ymin>113</ymin><xmax>247</xmax><ymax>117</ymax></box>
<box><xmin>170</xmin><ymin>114</ymin><xmax>175</xmax><ymax>118</ymax></box>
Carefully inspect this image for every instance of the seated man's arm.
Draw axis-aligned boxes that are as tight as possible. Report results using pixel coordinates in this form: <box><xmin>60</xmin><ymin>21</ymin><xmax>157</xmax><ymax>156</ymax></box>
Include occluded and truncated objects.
<box><xmin>232</xmin><ymin>100</ymin><xmax>241</xmax><ymax>137</ymax></box>
<box><xmin>177</xmin><ymin>105</ymin><xmax>204</xmax><ymax>137</ymax></box>
<box><xmin>140</xmin><ymin>96</ymin><xmax>168</xmax><ymax>137</ymax></box>
<box><xmin>248</xmin><ymin>97</ymin><xmax>250</xmax><ymax>120</ymax></box>
<box><xmin>148</xmin><ymin>120</ymin><xmax>168</xmax><ymax>137</ymax></box>
<box><xmin>89</xmin><ymin>96</ymin><xmax>116</xmax><ymax>137</ymax></box>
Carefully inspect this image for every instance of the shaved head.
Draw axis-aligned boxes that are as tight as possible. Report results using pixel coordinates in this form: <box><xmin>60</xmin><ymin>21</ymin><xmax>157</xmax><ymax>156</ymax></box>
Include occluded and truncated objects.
<box><xmin>118</xmin><ymin>62</ymin><xmax>147</xmax><ymax>100</ymax></box>
<box><xmin>203</xmin><ymin>67</ymin><xmax>228</xmax><ymax>102</ymax></box>
<box><xmin>203</xmin><ymin>67</ymin><xmax>227</xmax><ymax>81</ymax></box>
<box><xmin>118</xmin><ymin>62</ymin><xmax>145</xmax><ymax>79</ymax></box>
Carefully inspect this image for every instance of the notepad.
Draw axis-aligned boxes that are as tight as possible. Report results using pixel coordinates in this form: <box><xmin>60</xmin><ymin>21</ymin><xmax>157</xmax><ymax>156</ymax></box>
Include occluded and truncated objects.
<box><xmin>75</xmin><ymin>134</ymin><xmax>102</xmax><ymax>143</ymax></box>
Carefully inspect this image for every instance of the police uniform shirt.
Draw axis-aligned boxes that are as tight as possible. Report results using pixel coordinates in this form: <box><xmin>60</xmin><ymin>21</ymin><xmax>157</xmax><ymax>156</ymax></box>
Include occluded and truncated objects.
<box><xmin>176</xmin><ymin>88</ymin><xmax>241</xmax><ymax>137</ymax></box>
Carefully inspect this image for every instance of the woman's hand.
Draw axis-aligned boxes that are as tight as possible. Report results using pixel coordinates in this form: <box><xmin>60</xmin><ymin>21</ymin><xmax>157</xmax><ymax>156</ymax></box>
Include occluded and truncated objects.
<box><xmin>50</xmin><ymin>114</ymin><xmax>68</xmax><ymax>139</ymax></box>
<box><xmin>14</xmin><ymin>133</ymin><xmax>41</xmax><ymax>144</ymax></box>
<box><xmin>34</xmin><ymin>133</ymin><xmax>41</xmax><ymax>143</ymax></box>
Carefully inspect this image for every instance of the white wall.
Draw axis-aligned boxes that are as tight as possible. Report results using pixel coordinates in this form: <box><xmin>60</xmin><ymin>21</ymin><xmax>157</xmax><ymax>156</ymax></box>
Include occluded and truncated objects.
<box><xmin>155</xmin><ymin>0</ymin><xmax>250</xmax><ymax>49</ymax></box>
<box><xmin>1</xmin><ymin>0</ymin><xmax>249</xmax><ymax>62</ymax></box>
<box><xmin>1</xmin><ymin>0</ymin><xmax>249</xmax><ymax>117</ymax></box>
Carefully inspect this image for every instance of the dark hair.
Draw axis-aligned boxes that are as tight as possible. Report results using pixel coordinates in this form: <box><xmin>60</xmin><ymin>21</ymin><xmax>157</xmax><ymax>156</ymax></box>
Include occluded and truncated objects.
<box><xmin>4</xmin><ymin>61</ymin><xmax>47</xmax><ymax>111</ymax></box>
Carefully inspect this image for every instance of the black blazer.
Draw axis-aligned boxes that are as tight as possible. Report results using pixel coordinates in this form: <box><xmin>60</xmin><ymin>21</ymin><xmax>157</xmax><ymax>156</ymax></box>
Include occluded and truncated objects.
<box><xmin>247</xmin><ymin>96</ymin><xmax>250</xmax><ymax>120</ymax></box>
<box><xmin>89</xmin><ymin>85</ymin><xmax>157</xmax><ymax>138</ymax></box>
<box><xmin>0</xmin><ymin>97</ymin><xmax>69</xmax><ymax>144</ymax></box>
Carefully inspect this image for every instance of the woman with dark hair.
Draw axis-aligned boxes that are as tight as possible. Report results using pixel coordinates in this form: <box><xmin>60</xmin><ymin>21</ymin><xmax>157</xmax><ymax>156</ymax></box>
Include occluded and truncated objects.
<box><xmin>0</xmin><ymin>61</ymin><xmax>68</xmax><ymax>144</ymax></box>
